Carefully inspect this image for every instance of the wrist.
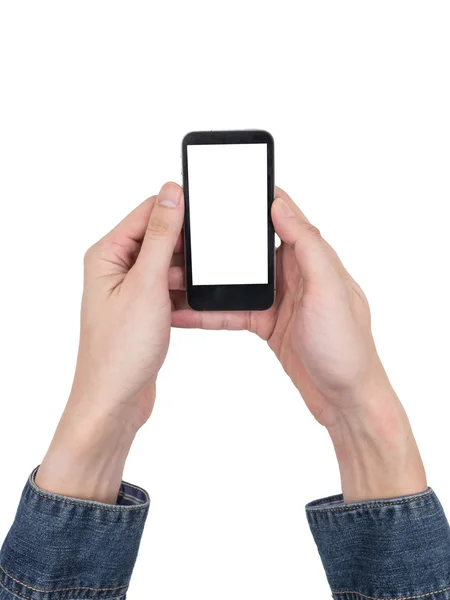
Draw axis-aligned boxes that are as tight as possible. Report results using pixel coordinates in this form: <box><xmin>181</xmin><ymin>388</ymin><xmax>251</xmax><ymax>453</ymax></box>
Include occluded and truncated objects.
<box><xmin>36</xmin><ymin>394</ymin><xmax>138</xmax><ymax>504</ymax></box>
<box><xmin>327</xmin><ymin>384</ymin><xmax>427</xmax><ymax>503</ymax></box>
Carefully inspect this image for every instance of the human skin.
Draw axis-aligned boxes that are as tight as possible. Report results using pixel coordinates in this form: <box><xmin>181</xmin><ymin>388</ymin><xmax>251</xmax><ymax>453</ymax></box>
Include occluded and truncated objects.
<box><xmin>36</xmin><ymin>182</ymin><xmax>427</xmax><ymax>504</ymax></box>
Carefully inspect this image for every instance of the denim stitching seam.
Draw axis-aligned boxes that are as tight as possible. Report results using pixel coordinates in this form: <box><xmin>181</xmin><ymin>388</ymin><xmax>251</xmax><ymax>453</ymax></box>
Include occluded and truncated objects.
<box><xmin>28</xmin><ymin>468</ymin><xmax>149</xmax><ymax>511</ymax></box>
<box><xmin>0</xmin><ymin>564</ymin><xmax>128</xmax><ymax>594</ymax></box>
<box><xmin>0</xmin><ymin>578</ymin><xmax>124</xmax><ymax>600</ymax></box>
<box><xmin>332</xmin><ymin>584</ymin><xmax>450</xmax><ymax>599</ymax></box>
<box><xmin>307</xmin><ymin>488</ymin><xmax>434</xmax><ymax>513</ymax></box>
<box><xmin>307</xmin><ymin>493</ymin><xmax>345</xmax><ymax>506</ymax></box>
<box><xmin>27</xmin><ymin>485</ymin><xmax>148</xmax><ymax>512</ymax></box>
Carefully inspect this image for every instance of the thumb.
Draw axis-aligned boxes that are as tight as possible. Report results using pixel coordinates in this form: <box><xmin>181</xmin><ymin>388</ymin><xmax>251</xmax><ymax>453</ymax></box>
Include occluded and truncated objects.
<box><xmin>271</xmin><ymin>195</ymin><xmax>335</xmax><ymax>284</ymax></box>
<box><xmin>135</xmin><ymin>182</ymin><xmax>184</xmax><ymax>284</ymax></box>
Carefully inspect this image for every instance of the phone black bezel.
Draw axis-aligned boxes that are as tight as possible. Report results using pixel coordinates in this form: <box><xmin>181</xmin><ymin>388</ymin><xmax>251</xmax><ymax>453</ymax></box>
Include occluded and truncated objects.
<box><xmin>182</xmin><ymin>129</ymin><xmax>275</xmax><ymax>311</ymax></box>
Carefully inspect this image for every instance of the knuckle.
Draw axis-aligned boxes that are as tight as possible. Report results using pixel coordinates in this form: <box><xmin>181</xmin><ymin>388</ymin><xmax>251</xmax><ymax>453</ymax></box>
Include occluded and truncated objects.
<box><xmin>146</xmin><ymin>215</ymin><xmax>171</xmax><ymax>239</ymax></box>
<box><xmin>221</xmin><ymin>314</ymin><xmax>229</xmax><ymax>330</ymax></box>
<box><xmin>305</xmin><ymin>223</ymin><xmax>322</xmax><ymax>239</ymax></box>
<box><xmin>351</xmin><ymin>279</ymin><xmax>369</xmax><ymax>305</ymax></box>
<box><xmin>83</xmin><ymin>239</ymin><xmax>111</xmax><ymax>269</ymax></box>
<box><xmin>83</xmin><ymin>243</ymin><xmax>98</xmax><ymax>265</ymax></box>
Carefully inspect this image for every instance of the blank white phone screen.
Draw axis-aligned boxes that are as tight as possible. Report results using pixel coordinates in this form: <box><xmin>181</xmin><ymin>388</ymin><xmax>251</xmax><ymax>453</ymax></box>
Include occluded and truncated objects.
<box><xmin>187</xmin><ymin>143</ymin><xmax>268</xmax><ymax>285</ymax></box>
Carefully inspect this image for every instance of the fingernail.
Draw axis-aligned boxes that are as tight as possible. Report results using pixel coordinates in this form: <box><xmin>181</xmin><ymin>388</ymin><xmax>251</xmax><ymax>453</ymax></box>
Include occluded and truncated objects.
<box><xmin>157</xmin><ymin>183</ymin><xmax>181</xmax><ymax>208</ymax></box>
<box><xmin>275</xmin><ymin>197</ymin><xmax>295</xmax><ymax>217</ymax></box>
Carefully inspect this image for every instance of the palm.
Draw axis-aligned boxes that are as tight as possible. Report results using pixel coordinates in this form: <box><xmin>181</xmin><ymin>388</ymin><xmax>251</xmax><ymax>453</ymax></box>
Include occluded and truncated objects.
<box><xmin>171</xmin><ymin>187</ymin><xmax>376</xmax><ymax>429</ymax></box>
<box><xmin>248</xmin><ymin>244</ymin><xmax>330</xmax><ymax>425</ymax></box>
<box><xmin>172</xmin><ymin>241</ymin><xmax>331</xmax><ymax>425</ymax></box>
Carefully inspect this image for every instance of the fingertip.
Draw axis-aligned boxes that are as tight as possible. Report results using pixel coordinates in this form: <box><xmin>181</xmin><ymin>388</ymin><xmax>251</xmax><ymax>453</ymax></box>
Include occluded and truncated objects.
<box><xmin>146</xmin><ymin>182</ymin><xmax>184</xmax><ymax>240</ymax></box>
<box><xmin>157</xmin><ymin>182</ymin><xmax>184</xmax><ymax>209</ymax></box>
<box><xmin>274</xmin><ymin>185</ymin><xmax>294</xmax><ymax>204</ymax></box>
<box><xmin>168</xmin><ymin>265</ymin><xmax>186</xmax><ymax>290</ymax></box>
<box><xmin>272</xmin><ymin>197</ymin><xmax>295</xmax><ymax>218</ymax></box>
<box><xmin>271</xmin><ymin>197</ymin><xmax>298</xmax><ymax>243</ymax></box>
<box><xmin>135</xmin><ymin>184</ymin><xmax>185</xmax><ymax>277</ymax></box>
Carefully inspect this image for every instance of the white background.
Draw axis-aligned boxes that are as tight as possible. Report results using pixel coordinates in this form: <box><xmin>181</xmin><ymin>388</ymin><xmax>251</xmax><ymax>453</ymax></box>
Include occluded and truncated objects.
<box><xmin>0</xmin><ymin>2</ymin><xmax>449</xmax><ymax>599</ymax></box>
<box><xmin>188</xmin><ymin>143</ymin><xmax>268</xmax><ymax>285</ymax></box>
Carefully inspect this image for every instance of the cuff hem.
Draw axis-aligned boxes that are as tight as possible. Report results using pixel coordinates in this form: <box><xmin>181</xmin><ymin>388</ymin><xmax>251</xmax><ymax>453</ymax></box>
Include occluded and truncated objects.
<box><xmin>331</xmin><ymin>584</ymin><xmax>450</xmax><ymax>600</ymax></box>
<box><xmin>30</xmin><ymin>466</ymin><xmax>150</xmax><ymax>511</ymax></box>
<box><xmin>0</xmin><ymin>565</ymin><xmax>128</xmax><ymax>600</ymax></box>
<box><xmin>306</xmin><ymin>487</ymin><xmax>433</xmax><ymax>513</ymax></box>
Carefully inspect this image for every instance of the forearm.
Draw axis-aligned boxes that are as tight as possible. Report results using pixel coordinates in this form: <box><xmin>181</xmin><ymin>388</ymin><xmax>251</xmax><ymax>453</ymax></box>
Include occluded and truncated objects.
<box><xmin>0</xmin><ymin>395</ymin><xmax>149</xmax><ymax>600</ymax></box>
<box><xmin>327</xmin><ymin>380</ymin><xmax>427</xmax><ymax>503</ymax></box>
<box><xmin>36</xmin><ymin>392</ymin><xmax>139</xmax><ymax>504</ymax></box>
<box><xmin>305</xmin><ymin>379</ymin><xmax>450</xmax><ymax>600</ymax></box>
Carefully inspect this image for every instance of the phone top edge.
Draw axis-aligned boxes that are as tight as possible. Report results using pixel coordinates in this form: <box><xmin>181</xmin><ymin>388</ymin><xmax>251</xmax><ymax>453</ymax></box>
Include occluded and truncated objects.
<box><xmin>182</xmin><ymin>129</ymin><xmax>274</xmax><ymax>147</ymax></box>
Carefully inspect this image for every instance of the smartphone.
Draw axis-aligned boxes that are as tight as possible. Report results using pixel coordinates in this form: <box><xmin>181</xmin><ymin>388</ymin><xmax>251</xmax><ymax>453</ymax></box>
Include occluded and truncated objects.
<box><xmin>182</xmin><ymin>130</ymin><xmax>275</xmax><ymax>311</ymax></box>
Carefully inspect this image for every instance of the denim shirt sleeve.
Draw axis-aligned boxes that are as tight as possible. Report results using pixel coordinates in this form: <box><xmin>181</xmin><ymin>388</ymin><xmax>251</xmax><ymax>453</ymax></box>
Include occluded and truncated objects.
<box><xmin>0</xmin><ymin>467</ymin><xmax>149</xmax><ymax>600</ymax></box>
<box><xmin>306</xmin><ymin>487</ymin><xmax>450</xmax><ymax>600</ymax></box>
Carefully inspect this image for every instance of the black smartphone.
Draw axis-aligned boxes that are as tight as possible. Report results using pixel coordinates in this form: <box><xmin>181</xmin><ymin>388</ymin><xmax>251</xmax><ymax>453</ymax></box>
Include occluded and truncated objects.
<box><xmin>182</xmin><ymin>130</ymin><xmax>275</xmax><ymax>312</ymax></box>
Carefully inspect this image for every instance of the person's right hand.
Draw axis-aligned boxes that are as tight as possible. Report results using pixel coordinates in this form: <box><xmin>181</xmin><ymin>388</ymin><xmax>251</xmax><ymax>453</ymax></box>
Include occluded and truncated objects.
<box><xmin>173</xmin><ymin>187</ymin><xmax>384</xmax><ymax>427</ymax></box>
<box><xmin>172</xmin><ymin>186</ymin><xmax>427</xmax><ymax>501</ymax></box>
<box><xmin>36</xmin><ymin>182</ymin><xmax>185</xmax><ymax>503</ymax></box>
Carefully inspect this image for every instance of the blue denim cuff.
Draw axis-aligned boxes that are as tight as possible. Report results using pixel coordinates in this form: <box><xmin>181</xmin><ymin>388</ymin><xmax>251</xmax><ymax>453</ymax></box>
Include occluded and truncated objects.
<box><xmin>306</xmin><ymin>487</ymin><xmax>450</xmax><ymax>600</ymax></box>
<box><xmin>0</xmin><ymin>467</ymin><xmax>150</xmax><ymax>600</ymax></box>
